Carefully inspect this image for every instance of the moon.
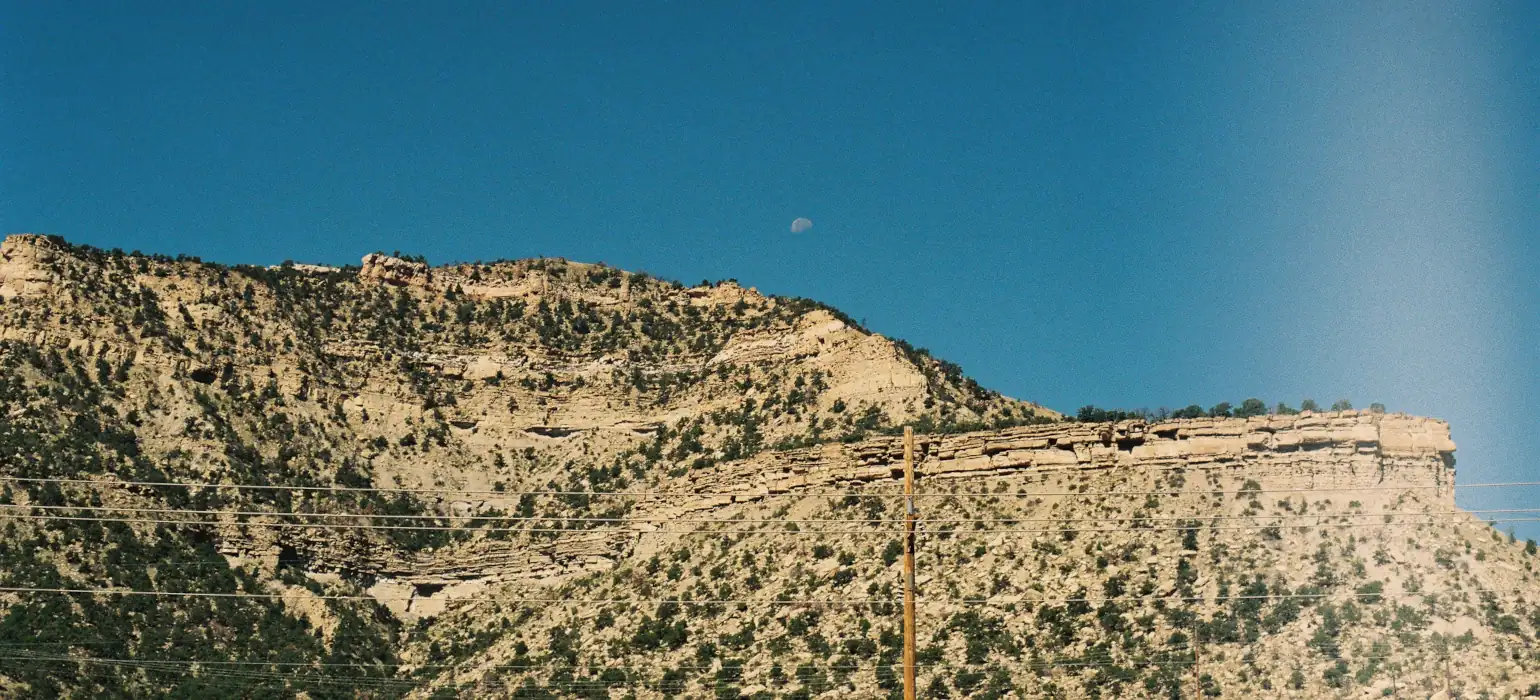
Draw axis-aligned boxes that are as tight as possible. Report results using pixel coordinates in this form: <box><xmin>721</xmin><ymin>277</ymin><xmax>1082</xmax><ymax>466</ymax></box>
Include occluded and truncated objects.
<box><xmin>790</xmin><ymin>217</ymin><xmax>813</xmax><ymax>233</ymax></box>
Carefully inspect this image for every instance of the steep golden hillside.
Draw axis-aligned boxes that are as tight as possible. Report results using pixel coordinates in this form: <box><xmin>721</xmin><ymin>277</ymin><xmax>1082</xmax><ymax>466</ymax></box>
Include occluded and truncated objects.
<box><xmin>1</xmin><ymin>233</ymin><xmax>1536</xmax><ymax>699</ymax></box>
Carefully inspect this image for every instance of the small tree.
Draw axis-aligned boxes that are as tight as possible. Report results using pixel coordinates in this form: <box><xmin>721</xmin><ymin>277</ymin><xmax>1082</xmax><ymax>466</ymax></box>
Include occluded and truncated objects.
<box><xmin>1173</xmin><ymin>404</ymin><xmax>1205</xmax><ymax>419</ymax></box>
<box><xmin>1331</xmin><ymin>398</ymin><xmax>1353</xmax><ymax>411</ymax></box>
<box><xmin>1208</xmin><ymin>402</ymin><xmax>1233</xmax><ymax>418</ymax></box>
<box><xmin>1300</xmin><ymin>398</ymin><xmax>1320</xmax><ymax>412</ymax></box>
<box><xmin>1234</xmin><ymin>398</ymin><xmax>1267</xmax><ymax>418</ymax></box>
<box><xmin>1368</xmin><ymin>402</ymin><xmax>1386</xmax><ymax>413</ymax></box>
<box><xmin>1275</xmin><ymin>402</ymin><xmax>1298</xmax><ymax>415</ymax></box>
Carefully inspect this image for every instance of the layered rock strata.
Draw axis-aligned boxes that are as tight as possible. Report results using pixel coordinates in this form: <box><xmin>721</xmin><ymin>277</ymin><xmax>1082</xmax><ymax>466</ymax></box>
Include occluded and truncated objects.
<box><xmin>345</xmin><ymin>411</ymin><xmax>1455</xmax><ymax>607</ymax></box>
<box><xmin>679</xmin><ymin>411</ymin><xmax>1456</xmax><ymax>504</ymax></box>
<box><xmin>0</xmin><ymin>234</ymin><xmax>57</xmax><ymax>299</ymax></box>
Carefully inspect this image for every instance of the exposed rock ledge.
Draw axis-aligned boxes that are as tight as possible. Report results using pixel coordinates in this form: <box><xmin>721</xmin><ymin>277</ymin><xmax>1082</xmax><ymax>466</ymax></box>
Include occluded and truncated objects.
<box><xmin>359</xmin><ymin>253</ymin><xmax>430</xmax><ymax>287</ymax></box>
<box><xmin>672</xmin><ymin>411</ymin><xmax>1456</xmax><ymax>509</ymax></box>
<box><xmin>0</xmin><ymin>234</ymin><xmax>58</xmax><ymax>299</ymax></box>
<box><xmin>262</xmin><ymin>411</ymin><xmax>1453</xmax><ymax>614</ymax></box>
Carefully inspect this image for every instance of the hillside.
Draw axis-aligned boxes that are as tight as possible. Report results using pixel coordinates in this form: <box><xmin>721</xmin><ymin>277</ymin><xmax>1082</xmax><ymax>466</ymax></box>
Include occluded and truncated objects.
<box><xmin>1</xmin><ymin>233</ymin><xmax>1538</xmax><ymax>699</ymax></box>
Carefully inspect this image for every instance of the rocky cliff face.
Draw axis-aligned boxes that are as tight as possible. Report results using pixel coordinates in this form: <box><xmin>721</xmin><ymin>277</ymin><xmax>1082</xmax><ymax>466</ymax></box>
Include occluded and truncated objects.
<box><xmin>687</xmin><ymin>412</ymin><xmax>1457</xmax><ymax>497</ymax></box>
<box><xmin>319</xmin><ymin>412</ymin><xmax>1459</xmax><ymax>610</ymax></box>
<box><xmin>0</xmin><ymin>233</ymin><xmax>57</xmax><ymax>299</ymax></box>
<box><xmin>0</xmin><ymin>234</ymin><xmax>1535</xmax><ymax>699</ymax></box>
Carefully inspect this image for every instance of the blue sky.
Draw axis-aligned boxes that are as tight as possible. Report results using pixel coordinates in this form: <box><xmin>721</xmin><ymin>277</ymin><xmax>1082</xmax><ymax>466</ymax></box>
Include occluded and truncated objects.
<box><xmin>3</xmin><ymin>2</ymin><xmax>1537</xmax><ymax>531</ymax></box>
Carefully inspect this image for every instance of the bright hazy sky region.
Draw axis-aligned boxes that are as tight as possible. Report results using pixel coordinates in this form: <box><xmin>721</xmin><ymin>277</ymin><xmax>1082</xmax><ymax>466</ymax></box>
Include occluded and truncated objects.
<box><xmin>3</xmin><ymin>3</ymin><xmax>1537</xmax><ymax>533</ymax></box>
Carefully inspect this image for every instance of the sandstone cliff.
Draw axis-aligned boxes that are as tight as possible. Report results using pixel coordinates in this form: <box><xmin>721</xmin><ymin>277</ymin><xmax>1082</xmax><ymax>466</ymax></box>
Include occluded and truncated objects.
<box><xmin>0</xmin><ymin>234</ymin><xmax>57</xmax><ymax>299</ymax></box>
<box><xmin>329</xmin><ymin>412</ymin><xmax>1458</xmax><ymax>592</ymax></box>
<box><xmin>0</xmin><ymin>233</ymin><xmax>1535</xmax><ymax>699</ymax></box>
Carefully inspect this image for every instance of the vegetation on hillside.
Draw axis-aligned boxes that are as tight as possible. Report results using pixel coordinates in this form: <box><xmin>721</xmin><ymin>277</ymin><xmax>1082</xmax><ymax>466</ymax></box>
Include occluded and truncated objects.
<box><xmin>1075</xmin><ymin>398</ymin><xmax>1385</xmax><ymax>424</ymax></box>
<box><xmin>0</xmin><ymin>236</ymin><xmax>1533</xmax><ymax>697</ymax></box>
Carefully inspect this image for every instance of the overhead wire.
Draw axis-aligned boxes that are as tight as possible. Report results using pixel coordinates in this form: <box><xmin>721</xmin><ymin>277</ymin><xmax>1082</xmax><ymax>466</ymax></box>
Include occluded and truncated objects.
<box><xmin>0</xmin><ymin>647</ymin><xmax>1455</xmax><ymax>693</ymax></box>
<box><xmin>0</xmin><ymin>585</ymin><xmax>1493</xmax><ymax>608</ymax></box>
<box><xmin>2</xmin><ymin>501</ymin><xmax>1536</xmax><ymax>525</ymax></box>
<box><xmin>3</xmin><ymin>474</ymin><xmax>1524</xmax><ymax>499</ymax></box>
<box><xmin>0</xmin><ymin>510</ymin><xmax>1531</xmax><ymax>535</ymax></box>
<box><xmin>0</xmin><ymin>458</ymin><xmax>1524</xmax><ymax>691</ymax></box>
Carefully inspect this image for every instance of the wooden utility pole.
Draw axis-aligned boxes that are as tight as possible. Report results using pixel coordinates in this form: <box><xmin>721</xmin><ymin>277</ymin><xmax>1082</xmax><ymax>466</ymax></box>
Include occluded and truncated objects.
<box><xmin>1435</xmin><ymin>600</ymin><xmax>1451</xmax><ymax>693</ymax></box>
<box><xmin>1191</xmin><ymin>612</ymin><xmax>1202</xmax><ymax>691</ymax></box>
<box><xmin>1443</xmin><ymin>646</ymin><xmax>1452</xmax><ymax>694</ymax></box>
<box><xmin>902</xmin><ymin>426</ymin><xmax>918</xmax><ymax>700</ymax></box>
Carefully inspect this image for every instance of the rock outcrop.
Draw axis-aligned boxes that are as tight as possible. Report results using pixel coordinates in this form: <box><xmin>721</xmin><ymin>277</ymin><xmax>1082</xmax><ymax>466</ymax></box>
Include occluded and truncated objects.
<box><xmin>0</xmin><ymin>234</ymin><xmax>58</xmax><ymax>299</ymax></box>
<box><xmin>706</xmin><ymin>411</ymin><xmax>1455</xmax><ymax>497</ymax></box>
<box><xmin>359</xmin><ymin>252</ymin><xmax>431</xmax><ymax>287</ymax></box>
<box><xmin>3</xmin><ymin>233</ymin><xmax>1533</xmax><ymax>699</ymax></box>
<box><xmin>346</xmin><ymin>411</ymin><xmax>1458</xmax><ymax>592</ymax></box>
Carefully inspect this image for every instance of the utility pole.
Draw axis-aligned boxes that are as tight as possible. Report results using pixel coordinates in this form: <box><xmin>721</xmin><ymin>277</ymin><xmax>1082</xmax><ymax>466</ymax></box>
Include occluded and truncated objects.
<box><xmin>1434</xmin><ymin>599</ymin><xmax>1451</xmax><ymax>693</ymax></box>
<box><xmin>902</xmin><ymin>426</ymin><xmax>918</xmax><ymax>700</ymax></box>
<box><xmin>1443</xmin><ymin>645</ymin><xmax>1452</xmax><ymax>694</ymax></box>
<box><xmin>1192</xmin><ymin>611</ymin><xmax>1202</xmax><ymax>692</ymax></box>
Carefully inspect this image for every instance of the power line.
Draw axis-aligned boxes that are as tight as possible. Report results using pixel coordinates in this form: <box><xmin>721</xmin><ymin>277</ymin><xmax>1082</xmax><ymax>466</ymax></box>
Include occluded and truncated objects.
<box><xmin>0</xmin><ymin>650</ymin><xmax>1334</xmax><ymax>672</ymax></box>
<box><xmin>0</xmin><ymin>636</ymin><xmax>1468</xmax><ymax>665</ymax></box>
<box><xmin>0</xmin><ymin>642</ymin><xmax>1436</xmax><ymax>671</ymax></box>
<box><xmin>0</xmin><ymin>585</ymin><xmax>1488</xmax><ymax>607</ymax></box>
<box><xmin>0</xmin><ymin>658</ymin><xmax>1071</xmax><ymax>694</ymax></box>
<box><xmin>4</xmin><ymin>474</ymin><xmax>1523</xmax><ymax>498</ymax></box>
<box><xmin>2</xmin><ymin>510</ymin><xmax>1532</xmax><ymax>534</ymax></box>
<box><xmin>919</xmin><ymin>517</ymin><xmax>1540</xmax><ymax>535</ymax></box>
<box><xmin>0</xmin><ymin>653</ymin><xmax>1199</xmax><ymax>671</ymax></box>
<box><xmin>0</xmin><ymin>469</ymin><xmax>1521</xmax><ymax>693</ymax></box>
<box><xmin>0</xmin><ymin>649</ymin><xmax>1453</xmax><ymax>691</ymax></box>
<box><xmin>0</xmin><ymin>655</ymin><xmax>1200</xmax><ymax>695</ymax></box>
<box><xmin>4</xmin><ymin>501</ymin><xmax>1535</xmax><ymax>525</ymax></box>
<box><xmin>0</xmin><ymin>636</ymin><xmax>1477</xmax><ymax>690</ymax></box>
<box><xmin>0</xmin><ymin>586</ymin><xmax>891</xmax><ymax>604</ymax></box>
